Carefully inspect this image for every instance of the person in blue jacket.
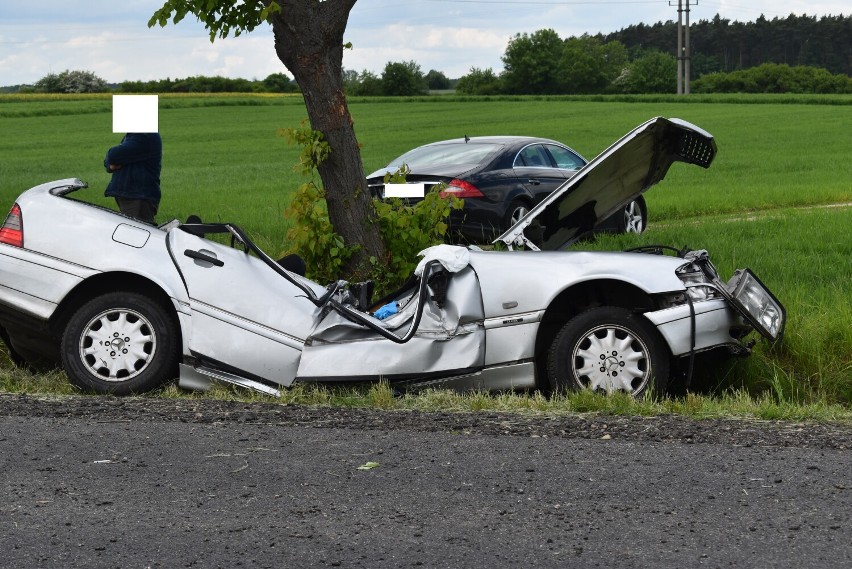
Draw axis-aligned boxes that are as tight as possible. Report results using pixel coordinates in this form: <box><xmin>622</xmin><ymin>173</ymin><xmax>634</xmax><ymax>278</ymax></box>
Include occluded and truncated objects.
<box><xmin>104</xmin><ymin>132</ymin><xmax>162</xmax><ymax>224</ymax></box>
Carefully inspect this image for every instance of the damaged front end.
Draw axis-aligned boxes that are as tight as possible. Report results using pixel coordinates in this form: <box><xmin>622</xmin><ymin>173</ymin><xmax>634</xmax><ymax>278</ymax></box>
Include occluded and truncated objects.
<box><xmin>492</xmin><ymin>116</ymin><xmax>785</xmax><ymax>358</ymax></box>
<box><xmin>643</xmin><ymin>247</ymin><xmax>785</xmax><ymax>359</ymax></box>
<box><xmin>675</xmin><ymin>249</ymin><xmax>785</xmax><ymax>346</ymax></box>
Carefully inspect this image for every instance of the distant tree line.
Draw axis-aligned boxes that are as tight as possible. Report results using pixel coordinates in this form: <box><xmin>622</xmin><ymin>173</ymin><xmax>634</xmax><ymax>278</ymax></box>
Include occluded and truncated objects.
<box><xmin>601</xmin><ymin>13</ymin><xmax>851</xmax><ymax>77</ymax></box>
<box><xmin>343</xmin><ymin>61</ymin><xmax>453</xmax><ymax>96</ymax></box>
<box><xmin>692</xmin><ymin>63</ymin><xmax>852</xmax><ymax>94</ymax></box>
<box><xmin>451</xmin><ymin>28</ymin><xmax>850</xmax><ymax>95</ymax></box>
<box><xmin>116</xmin><ymin>73</ymin><xmax>300</xmax><ymax>93</ymax></box>
<box><xmin>13</xmin><ymin>71</ymin><xmax>300</xmax><ymax>94</ymax></box>
<box><xmin>7</xmin><ymin>13</ymin><xmax>849</xmax><ymax>96</ymax></box>
<box><xmin>341</xmin><ymin>13</ymin><xmax>850</xmax><ymax>96</ymax></box>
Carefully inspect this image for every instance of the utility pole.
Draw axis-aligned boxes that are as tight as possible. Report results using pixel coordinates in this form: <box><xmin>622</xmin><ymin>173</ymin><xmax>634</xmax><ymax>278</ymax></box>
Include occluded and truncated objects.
<box><xmin>676</xmin><ymin>0</ymin><xmax>683</xmax><ymax>94</ymax></box>
<box><xmin>670</xmin><ymin>0</ymin><xmax>697</xmax><ymax>95</ymax></box>
<box><xmin>684</xmin><ymin>0</ymin><xmax>691</xmax><ymax>94</ymax></box>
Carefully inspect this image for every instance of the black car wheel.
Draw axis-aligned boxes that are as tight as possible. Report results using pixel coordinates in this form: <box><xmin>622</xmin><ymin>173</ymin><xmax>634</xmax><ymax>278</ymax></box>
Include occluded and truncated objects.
<box><xmin>60</xmin><ymin>292</ymin><xmax>179</xmax><ymax>395</ymax></box>
<box><xmin>618</xmin><ymin>198</ymin><xmax>647</xmax><ymax>234</ymax></box>
<box><xmin>546</xmin><ymin>306</ymin><xmax>669</xmax><ymax>398</ymax></box>
<box><xmin>503</xmin><ymin>200</ymin><xmax>531</xmax><ymax>231</ymax></box>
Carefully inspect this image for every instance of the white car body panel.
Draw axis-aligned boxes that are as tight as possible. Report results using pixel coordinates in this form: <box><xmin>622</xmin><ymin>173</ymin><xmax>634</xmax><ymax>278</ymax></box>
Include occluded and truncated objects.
<box><xmin>645</xmin><ymin>299</ymin><xmax>746</xmax><ymax>356</ymax></box>
<box><xmin>469</xmin><ymin>250</ymin><xmax>686</xmax><ymax>318</ymax></box>
<box><xmin>10</xmin><ymin>180</ymin><xmax>190</xmax><ymax>309</ymax></box>
<box><xmin>0</xmin><ymin>246</ymin><xmax>91</xmax><ymax>320</ymax></box>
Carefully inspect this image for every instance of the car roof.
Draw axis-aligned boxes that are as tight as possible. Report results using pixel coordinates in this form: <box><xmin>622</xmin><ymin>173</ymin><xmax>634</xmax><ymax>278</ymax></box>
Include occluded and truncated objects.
<box><xmin>365</xmin><ymin>136</ymin><xmax>584</xmax><ymax>181</ymax></box>
<box><xmin>422</xmin><ymin>136</ymin><xmax>561</xmax><ymax>147</ymax></box>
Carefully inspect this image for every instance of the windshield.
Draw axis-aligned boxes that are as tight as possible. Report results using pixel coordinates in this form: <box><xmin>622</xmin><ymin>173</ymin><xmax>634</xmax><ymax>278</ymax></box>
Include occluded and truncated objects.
<box><xmin>387</xmin><ymin>142</ymin><xmax>502</xmax><ymax>170</ymax></box>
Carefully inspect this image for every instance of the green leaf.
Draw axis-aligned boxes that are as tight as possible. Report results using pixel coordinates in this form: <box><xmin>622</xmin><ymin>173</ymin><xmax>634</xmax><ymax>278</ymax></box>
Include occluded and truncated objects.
<box><xmin>357</xmin><ymin>461</ymin><xmax>380</xmax><ymax>471</ymax></box>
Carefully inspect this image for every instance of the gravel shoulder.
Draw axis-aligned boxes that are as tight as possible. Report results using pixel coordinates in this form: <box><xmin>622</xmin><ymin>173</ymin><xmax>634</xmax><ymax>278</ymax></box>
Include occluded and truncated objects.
<box><xmin>2</xmin><ymin>392</ymin><xmax>850</xmax><ymax>449</ymax></box>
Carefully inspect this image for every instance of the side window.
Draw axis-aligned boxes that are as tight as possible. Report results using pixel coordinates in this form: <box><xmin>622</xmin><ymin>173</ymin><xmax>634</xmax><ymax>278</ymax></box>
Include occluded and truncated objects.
<box><xmin>514</xmin><ymin>144</ymin><xmax>553</xmax><ymax>168</ymax></box>
<box><xmin>546</xmin><ymin>145</ymin><xmax>585</xmax><ymax>170</ymax></box>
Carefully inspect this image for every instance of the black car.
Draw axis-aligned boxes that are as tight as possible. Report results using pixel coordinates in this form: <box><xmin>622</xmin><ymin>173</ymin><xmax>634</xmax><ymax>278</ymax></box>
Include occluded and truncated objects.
<box><xmin>366</xmin><ymin>136</ymin><xmax>648</xmax><ymax>243</ymax></box>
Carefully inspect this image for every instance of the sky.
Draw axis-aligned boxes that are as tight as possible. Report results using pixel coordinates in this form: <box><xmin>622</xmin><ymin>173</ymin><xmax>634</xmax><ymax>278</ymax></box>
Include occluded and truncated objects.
<box><xmin>0</xmin><ymin>0</ymin><xmax>848</xmax><ymax>86</ymax></box>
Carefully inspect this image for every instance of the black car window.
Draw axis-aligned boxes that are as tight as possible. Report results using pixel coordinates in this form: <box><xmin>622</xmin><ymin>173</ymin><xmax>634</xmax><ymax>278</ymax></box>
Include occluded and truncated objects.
<box><xmin>515</xmin><ymin>144</ymin><xmax>553</xmax><ymax>168</ymax></box>
<box><xmin>387</xmin><ymin>142</ymin><xmax>502</xmax><ymax>169</ymax></box>
<box><xmin>545</xmin><ymin>144</ymin><xmax>585</xmax><ymax>170</ymax></box>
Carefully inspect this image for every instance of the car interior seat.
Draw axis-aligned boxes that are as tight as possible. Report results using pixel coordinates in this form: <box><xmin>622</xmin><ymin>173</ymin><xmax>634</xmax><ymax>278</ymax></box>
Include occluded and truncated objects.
<box><xmin>277</xmin><ymin>254</ymin><xmax>307</xmax><ymax>277</ymax></box>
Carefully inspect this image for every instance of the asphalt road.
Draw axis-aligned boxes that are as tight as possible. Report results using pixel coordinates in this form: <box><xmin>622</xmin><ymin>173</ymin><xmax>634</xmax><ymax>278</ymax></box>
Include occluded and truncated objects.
<box><xmin>1</xmin><ymin>394</ymin><xmax>850</xmax><ymax>568</ymax></box>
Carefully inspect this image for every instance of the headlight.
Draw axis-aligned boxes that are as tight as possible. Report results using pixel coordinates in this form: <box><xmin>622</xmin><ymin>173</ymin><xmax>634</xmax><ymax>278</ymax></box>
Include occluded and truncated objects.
<box><xmin>725</xmin><ymin>269</ymin><xmax>786</xmax><ymax>343</ymax></box>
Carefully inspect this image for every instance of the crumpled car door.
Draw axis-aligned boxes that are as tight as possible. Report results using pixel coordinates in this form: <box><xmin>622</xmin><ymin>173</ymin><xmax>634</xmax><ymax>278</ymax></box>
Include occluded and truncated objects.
<box><xmin>296</xmin><ymin>266</ymin><xmax>487</xmax><ymax>382</ymax></box>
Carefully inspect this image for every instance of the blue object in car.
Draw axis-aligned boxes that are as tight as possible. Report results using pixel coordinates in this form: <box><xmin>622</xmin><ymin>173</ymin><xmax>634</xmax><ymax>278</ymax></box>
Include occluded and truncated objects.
<box><xmin>374</xmin><ymin>301</ymin><xmax>398</xmax><ymax>320</ymax></box>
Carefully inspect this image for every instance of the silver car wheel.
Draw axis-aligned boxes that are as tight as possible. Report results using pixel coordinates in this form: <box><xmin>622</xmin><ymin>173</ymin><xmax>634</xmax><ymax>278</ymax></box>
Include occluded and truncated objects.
<box><xmin>62</xmin><ymin>292</ymin><xmax>179</xmax><ymax>394</ymax></box>
<box><xmin>623</xmin><ymin>200</ymin><xmax>644</xmax><ymax>233</ymax></box>
<box><xmin>546</xmin><ymin>306</ymin><xmax>669</xmax><ymax>398</ymax></box>
<box><xmin>572</xmin><ymin>324</ymin><xmax>650</xmax><ymax>394</ymax></box>
<box><xmin>78</xmin><ymin>308</ymin><xmax>156</xmax><ymax>381</ymax></box>
<box><xmin>510</xmin><ymin>204</ymin><xmax>529</xmax><ymax>226</ymax></box>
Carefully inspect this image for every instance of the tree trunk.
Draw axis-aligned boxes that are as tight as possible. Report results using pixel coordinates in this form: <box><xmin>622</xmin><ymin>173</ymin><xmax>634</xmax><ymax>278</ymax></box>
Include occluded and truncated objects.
<box><xmin>270</xmin><ymin>0</ymin><xmax>385</xmax><ymax>280</ymax></box>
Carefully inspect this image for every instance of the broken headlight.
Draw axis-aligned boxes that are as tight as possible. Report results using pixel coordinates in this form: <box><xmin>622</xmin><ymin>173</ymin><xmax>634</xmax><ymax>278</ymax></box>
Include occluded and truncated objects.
<box><xmin>724</xmin><ymin>269</ymin><xmax>786</xmax><ymax>343</ymax></box>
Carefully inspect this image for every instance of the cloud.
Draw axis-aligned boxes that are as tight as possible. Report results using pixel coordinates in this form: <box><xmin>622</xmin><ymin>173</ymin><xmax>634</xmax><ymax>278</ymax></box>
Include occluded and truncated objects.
<box><xmin>344</xmin><ymin>23</ymin><xmax>510</xmax><ymax>78</ymax></box>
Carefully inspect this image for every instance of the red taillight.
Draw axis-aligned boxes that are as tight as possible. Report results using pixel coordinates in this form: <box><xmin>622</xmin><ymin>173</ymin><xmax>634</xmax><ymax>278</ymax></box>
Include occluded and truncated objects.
<box><xmin>440</xmin><ymin>179</ymin><xmax>484</xmax><ymax>199</ymax></box>
<box><xmin>0</xmin><ymin>203</ymin><xmax>23</xmax><ymax>247</ymax></box>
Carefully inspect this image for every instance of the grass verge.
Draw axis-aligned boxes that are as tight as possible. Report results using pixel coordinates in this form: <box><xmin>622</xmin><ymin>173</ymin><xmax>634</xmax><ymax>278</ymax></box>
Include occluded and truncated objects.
<box><xmin>2</xmin><ymin>360</ymin><xmax>850</xmax><ymax>424</ymax></box>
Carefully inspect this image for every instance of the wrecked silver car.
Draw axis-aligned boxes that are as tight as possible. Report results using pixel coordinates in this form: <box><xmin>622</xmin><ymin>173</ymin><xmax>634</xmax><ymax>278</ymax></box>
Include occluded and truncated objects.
<box><xmin>0</xmin><ymin>117</ymin><xmax>784</xmax><ymax>397</ymax></box>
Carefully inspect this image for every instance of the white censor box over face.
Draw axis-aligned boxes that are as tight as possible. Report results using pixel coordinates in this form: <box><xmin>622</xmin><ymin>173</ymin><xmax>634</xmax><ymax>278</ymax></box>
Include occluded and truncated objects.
<box><xmin>383</xmin><ymin>183</ymin><xmax>426</xmax><ymax>198</ymax></box>
<box><xmin>112</xmin><ymin>95</ymin><xmax>159</xmax><ymax>133</ymax></box>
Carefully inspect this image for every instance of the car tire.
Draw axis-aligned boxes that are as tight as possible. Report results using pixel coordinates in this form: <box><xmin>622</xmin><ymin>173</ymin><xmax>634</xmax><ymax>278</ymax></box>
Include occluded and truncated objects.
<box><xmin>617</xmin><ymin>198</ymin><xmax>647</xmax><ymax>234</ymax></box>
<box><xmin>0</xmin><ymin>325</ymin><xmax>27</xmax><ymax>368</ymax></box>
<box><xmin>546</xmin><ymin>306</ymin><xmax>669</xmax><ymax>398</ymax></box>
<box><xmin>60</xmin><ymin>292</ymin><xmax>179</xmax><ymax>395</ymax></box>
<box><xmin>0</xmin><ymin>325</ymin><xmax>59</xmax><ymax>372</ymax></box>
<box><xmin>503</xmin><ymin>200</ymin><xmax>531</xmax><ymax>231</ymax></box>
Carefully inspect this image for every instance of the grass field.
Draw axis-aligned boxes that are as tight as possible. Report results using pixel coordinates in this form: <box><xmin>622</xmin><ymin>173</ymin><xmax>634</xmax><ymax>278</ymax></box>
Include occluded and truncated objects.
<box><xmin>1</xmin><ymin>93</ymin><xmax>850</xmax><ymax>410</ymax></box>
<box><xmin>2</xmin><ymin>93</ymin><xmax>850</xmax><ymax>241</ymax></box>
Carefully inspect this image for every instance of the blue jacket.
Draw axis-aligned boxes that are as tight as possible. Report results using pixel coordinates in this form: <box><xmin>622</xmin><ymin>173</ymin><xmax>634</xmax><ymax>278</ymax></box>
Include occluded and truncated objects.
<box><xmin>104</xmin><ymin>133</ymin><xmax>162</xmax><ymax>203</ymax></box>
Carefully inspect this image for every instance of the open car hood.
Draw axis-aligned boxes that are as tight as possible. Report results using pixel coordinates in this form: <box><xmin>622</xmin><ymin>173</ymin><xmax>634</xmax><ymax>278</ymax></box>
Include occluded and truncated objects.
<box><xmin>494</xmin><ymin>117</ymin><xmax>716</xmax><ymax>250</ymax></box>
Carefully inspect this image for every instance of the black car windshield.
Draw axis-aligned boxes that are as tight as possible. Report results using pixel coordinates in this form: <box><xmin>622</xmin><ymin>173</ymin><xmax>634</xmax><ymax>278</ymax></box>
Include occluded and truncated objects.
<box><xmin>387</xmin><ymin>142</ymin><xmax>502</xmax><ymax>170</ymax></box>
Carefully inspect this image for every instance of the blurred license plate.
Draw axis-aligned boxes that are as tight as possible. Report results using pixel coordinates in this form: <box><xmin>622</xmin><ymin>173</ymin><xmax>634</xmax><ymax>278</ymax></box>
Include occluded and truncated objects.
<box><xmin>384</xmin><ymin>183</ymin><xmax>426</xmax><ymax>198</ymax></box>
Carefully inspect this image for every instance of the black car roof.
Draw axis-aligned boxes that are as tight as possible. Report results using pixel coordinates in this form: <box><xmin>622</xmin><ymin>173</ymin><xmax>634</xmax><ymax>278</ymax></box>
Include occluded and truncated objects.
<box><xmin>423</xmin><ymin>136</ymin><xmax>560</xmax><ymax>146</ymax></box>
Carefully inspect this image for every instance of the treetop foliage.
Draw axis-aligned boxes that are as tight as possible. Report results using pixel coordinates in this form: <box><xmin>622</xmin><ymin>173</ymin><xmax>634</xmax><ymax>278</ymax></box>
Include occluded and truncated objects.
<box><xmin>149</xmin><ymin>0</ymin><xmax>280</xmax><ymax>40</ymax></box>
